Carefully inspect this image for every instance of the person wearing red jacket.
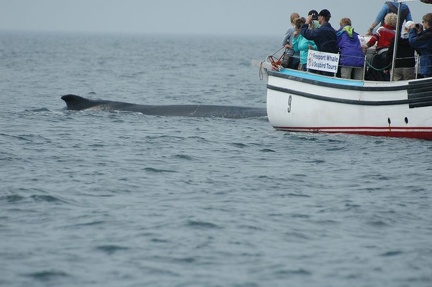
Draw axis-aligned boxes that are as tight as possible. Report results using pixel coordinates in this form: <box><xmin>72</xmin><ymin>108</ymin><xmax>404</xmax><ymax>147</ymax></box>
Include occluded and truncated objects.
<box><xmin>363</xmin><ymin>13</ymin><xmax>397</xmax><ymax>51</ymax></box>
<box><xmin>362</xmin><ymin>13</ymin><xmax>397</xmax><ymax>81</ymax></box>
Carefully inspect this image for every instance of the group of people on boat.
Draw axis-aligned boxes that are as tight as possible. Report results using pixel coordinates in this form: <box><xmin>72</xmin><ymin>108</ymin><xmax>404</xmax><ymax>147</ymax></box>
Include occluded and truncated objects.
<box><xmin>280</xmin><ymin>1</ymin><xmax>432</xmax><ymax>80</ymax></box>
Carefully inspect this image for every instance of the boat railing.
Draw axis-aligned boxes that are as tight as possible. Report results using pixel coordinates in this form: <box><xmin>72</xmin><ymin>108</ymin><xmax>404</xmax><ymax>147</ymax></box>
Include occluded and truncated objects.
<box><xmin>261</xmin><ymin>48</ymin><xmax>429</xmax><ymax>82</ymax></box>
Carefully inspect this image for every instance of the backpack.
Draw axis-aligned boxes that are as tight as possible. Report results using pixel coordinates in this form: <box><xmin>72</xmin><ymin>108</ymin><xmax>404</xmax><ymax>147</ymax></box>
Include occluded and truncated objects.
<box><xmin>385</xmin><ymin>1</ymin><xmax>409</xmax><ymax>21</ymax></box>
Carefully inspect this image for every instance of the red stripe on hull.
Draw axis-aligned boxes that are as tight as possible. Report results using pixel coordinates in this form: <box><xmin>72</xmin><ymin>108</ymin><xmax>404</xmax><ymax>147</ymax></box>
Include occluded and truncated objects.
<box><xmin>273</xmin><ymin>127</ymin><xmax>432</xmax><ymax>140</ymax></box>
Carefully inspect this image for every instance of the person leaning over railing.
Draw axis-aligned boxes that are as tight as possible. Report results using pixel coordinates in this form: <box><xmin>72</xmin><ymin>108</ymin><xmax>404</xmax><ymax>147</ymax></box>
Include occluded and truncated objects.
<box><xmin>409</xmin><ymin>13</ymin><xmax>432</xmax><ymax>78</ymax></box>
<box><xmin>336</xmin><ymin>18</ymin><xmax>365</xmax><ymax>80</ymax></box>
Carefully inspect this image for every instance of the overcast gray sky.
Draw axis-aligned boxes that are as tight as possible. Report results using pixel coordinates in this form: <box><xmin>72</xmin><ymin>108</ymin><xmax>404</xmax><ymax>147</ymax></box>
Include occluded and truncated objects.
<box><xmin>0</xmin><ymin>1</ymin><xmax>428</xmax><ymax>36</ymax></box>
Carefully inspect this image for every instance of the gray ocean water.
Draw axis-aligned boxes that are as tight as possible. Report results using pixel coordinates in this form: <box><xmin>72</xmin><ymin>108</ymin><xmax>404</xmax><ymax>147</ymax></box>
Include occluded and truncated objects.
<box><xmin>1</xmin><ymin>31</ymin><xmax>432</xmax><ymax>287</ymax></box>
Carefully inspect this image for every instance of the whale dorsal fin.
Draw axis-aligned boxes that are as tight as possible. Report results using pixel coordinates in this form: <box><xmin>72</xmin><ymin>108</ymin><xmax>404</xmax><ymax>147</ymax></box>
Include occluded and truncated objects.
<box><xmin>61</xmin><ymin>94</ymin><xmax>99</xmax><ymax>110</ymax></box>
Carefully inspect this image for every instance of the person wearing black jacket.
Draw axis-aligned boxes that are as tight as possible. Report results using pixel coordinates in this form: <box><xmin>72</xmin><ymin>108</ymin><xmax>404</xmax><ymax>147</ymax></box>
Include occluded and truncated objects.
<box><xmin>385</xmin><ymin>21</ymin><xmax>416</xmax><ymax>80</ymax></box>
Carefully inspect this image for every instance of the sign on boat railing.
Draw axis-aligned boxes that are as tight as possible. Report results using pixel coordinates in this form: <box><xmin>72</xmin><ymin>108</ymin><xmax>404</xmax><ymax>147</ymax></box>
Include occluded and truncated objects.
<box><xmin>306</xmin><ymin>50</ymin><xmax>340</xmax><ymax>74</ymax></box>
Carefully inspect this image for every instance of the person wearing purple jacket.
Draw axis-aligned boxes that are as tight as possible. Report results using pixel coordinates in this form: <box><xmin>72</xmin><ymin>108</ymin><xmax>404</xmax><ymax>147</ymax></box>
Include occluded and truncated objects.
<box><xmin>336</xmin><ymin>18</ymin><xmax>365</xmax><ymax>79</ymax></box>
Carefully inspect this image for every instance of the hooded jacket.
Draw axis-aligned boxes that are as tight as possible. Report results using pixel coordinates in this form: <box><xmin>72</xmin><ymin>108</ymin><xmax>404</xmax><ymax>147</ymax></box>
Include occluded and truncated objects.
<box><xmin>336</xmin><ymin>25</ymin><xmax>364</xmax><ymax>67</ymax></box>
<box><xmin>292</xmin><ymin>34</ymin><xmax>318</xmax><ymax>65</ymax></box>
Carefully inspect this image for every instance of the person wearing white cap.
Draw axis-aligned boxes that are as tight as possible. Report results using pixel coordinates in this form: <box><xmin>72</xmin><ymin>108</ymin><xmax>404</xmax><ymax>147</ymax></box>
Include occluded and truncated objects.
<box><xmin>385</xmin><ymin>21</ymin><xmax>416</xmax><ymax>80</ymax></box>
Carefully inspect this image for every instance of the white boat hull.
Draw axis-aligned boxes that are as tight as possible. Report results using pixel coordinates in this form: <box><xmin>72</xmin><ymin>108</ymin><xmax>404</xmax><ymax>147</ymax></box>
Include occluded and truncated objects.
<box><xmin>266</xmin><ymin>69</ymin><xmax>432</xmax><ymax>139</ymax></box>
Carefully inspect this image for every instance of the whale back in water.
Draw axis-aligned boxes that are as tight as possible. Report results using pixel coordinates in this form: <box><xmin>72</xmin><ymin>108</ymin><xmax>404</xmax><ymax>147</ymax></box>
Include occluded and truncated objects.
<box><xmin>61</xmin><ymin>94</ymin><xmax>267</xmax><ymax>119</ymax></box>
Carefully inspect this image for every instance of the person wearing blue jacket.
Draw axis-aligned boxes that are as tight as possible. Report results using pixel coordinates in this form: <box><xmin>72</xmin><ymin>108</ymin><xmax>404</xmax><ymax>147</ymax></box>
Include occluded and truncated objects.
<box><xmin>336</xmin><ymin>18</ymin><xmax>365</xmax><ymax>79</ymax></box>
<box><xmin>366</xmin><ymin>1</ymin><xmax>412</xmax><ymax>35</ymax></box>
<box><xmin>301</xmin><ymin>9</ymin><xmax>338</xmax><ymax>54</ymax></box>
<box><xmin>409</xmin><ymin>13</ymin><xmax>432</xmax><ymax>78</ymax></box>
<box><xmin>301</xmin><ymin>9</ymin><xmax>337</xmax><ymax>76</ymax></box>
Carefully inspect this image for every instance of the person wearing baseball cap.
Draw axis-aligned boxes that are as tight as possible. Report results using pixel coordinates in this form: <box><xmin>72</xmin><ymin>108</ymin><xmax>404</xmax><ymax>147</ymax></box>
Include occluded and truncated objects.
<box><xmin>300</xmin><ymin>9</ymin><xmax>337</xmax><ymax>76</ymax></box>
<box><xmin>308</xmin><ymin>10</ymin><xmax>320</xmax><ymax>29</ymax></box>
<box><xmin>318</xmin><ymin>9</ymin><xmax>331</xmax><ymax>20</ymax></box>
<box><xmin>301</xmin><ymin>9</ymin><xmax>337</xmax><ymax>54</ymax></box>
<box><xmin>308</xmin><ymin>10</ymin><xmax>318</xmax><ymax>20</ymax></box>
